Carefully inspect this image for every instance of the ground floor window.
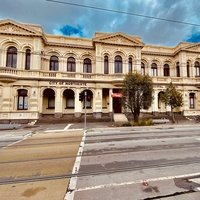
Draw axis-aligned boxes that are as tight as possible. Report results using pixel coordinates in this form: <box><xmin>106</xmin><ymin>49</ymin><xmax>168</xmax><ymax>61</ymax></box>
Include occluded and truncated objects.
<box><xmin>17</xmin><ymin>89</ymin><xmax>28</xmax><ymax>110</ymax></box>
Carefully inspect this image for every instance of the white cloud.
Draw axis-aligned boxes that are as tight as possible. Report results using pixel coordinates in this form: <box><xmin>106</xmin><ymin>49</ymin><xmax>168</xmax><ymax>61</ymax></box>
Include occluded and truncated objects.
<box><xmin>0</xmin><ymin>0</ymin><xmax>200</xmax><ymax>46</ymax></box>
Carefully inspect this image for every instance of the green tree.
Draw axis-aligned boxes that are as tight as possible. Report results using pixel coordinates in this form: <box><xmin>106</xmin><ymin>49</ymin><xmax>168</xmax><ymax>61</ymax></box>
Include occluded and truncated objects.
<box><xmin>122</xmin><ymin>72</ymin><xmax>153</xmax><ymax>122</ymax></box>
<box><xmin>161</xmin><ymin>82</ymin><xmax>183</xmax><ymax>123</ymax></box>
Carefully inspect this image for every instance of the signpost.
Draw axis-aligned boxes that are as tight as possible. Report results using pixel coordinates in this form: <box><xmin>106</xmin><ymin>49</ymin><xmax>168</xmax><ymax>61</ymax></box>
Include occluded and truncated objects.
<box><xmin>84</xmin><ymin>91</ymin><xmax>87</xmax><ymax>130</ymax></box>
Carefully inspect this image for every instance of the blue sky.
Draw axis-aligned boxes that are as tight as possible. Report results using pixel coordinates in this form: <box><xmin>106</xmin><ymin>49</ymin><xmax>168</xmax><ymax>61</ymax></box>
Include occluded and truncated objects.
<box><xmin>0</xmin><ymin>0</ymin><xmax>200</xmax><ymax>46</ymax></box>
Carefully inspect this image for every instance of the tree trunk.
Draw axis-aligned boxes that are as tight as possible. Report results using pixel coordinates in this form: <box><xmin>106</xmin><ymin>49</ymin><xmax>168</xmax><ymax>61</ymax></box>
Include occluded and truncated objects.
<box><xmin>171</xmin><ymin>107</ymin><xmax>176</xmax><ymax>123</ymax></box>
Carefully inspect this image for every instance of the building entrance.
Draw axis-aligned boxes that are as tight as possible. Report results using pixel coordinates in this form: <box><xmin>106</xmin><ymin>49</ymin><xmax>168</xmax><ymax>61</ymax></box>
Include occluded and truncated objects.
<box><xmin>113</xmin><ymin>97</ymin><xmax>122</xmax><ymax>113</ymax></box>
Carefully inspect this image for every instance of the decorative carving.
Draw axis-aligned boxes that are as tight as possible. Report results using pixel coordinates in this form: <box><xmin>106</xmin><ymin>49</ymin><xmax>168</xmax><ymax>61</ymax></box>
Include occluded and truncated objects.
<box><xmin>0</xmin><ymin>24</ymin><xmax>35</xmax><ymax>35</ymax></box>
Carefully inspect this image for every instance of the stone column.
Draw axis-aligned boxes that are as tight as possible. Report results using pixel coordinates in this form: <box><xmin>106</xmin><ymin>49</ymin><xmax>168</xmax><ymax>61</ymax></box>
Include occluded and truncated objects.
<box><xmin>74</xmin><ymin>88</ymin><xmax>82</xmax><ymax>117</ymax></box>
<box><xmin>109</xmin><ymin>88</ymin><xmax>113</xmax><ymax>112</ymax></box>
<box><xmin>54</xmin><ymin>87</ymin><xmax>63</xmax><ymax>118</ymax></box>
<box><xmin>93</xmin><ymin>89</ymin><xmax>102</xmax><ymax>118</ymax></box>
<box><xmin>152</xmin><ymin>90</ymin><xmax>158</xmax><ymax>113</ymax></box>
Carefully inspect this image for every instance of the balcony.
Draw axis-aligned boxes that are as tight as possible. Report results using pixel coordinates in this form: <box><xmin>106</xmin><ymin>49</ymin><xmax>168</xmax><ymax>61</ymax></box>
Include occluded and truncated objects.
<box><xmin>0</xmin><ymin>67</ymin><xmax>200</xmax><ymax>85</ymax></box>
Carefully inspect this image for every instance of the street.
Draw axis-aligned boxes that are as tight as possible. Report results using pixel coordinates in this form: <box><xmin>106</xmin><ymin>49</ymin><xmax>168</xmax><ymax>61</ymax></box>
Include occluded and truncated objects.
<box><xmin>0</xmin><ymin>127</ymin><xmax>83</xmax><ymax>200</ymax></box>
<box><xmin>70</xmin><ymin>125</ymin><xmax>200</xmax><ymax>200</ymax></box>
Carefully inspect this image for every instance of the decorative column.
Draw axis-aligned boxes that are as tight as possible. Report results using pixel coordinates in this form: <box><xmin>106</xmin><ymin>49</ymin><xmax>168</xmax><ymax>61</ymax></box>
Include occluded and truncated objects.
<box><xmin>109</xmin><ymin>88</ymin><xmax>113</xmax><ymax>114</ymax></box>
<box><xmin>74</xmin><ymin>88</ymin><xmax>82</xmax><ymax>117</ymax></box>
<box><xmin>152</xmin><ymin>90</ymin><xmax>158</xmax><ymax>113</ymax></box>
<box><xmin>54</xmin><ymin>87</ymin><xmax>63</xmax><ymax>118</ymax></box>
<box><xmin>93</xmin><ymin>89</ymin><xmax>102</xmax><ymax>118</ymax></box>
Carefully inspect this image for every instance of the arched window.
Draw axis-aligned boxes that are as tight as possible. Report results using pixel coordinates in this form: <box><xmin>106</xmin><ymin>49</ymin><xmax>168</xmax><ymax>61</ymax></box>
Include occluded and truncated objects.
<box><xmin>141</xmin><ymin>62</ymin><xmax>145</xmax><ymax>75</ymax></box>
<box><xmin>67</xmin><ymin>57</ymin><xmax>76</xmax><ymax>72</ymax></box>
<box><xmin>49</xmin><ymin>56</ymin><xmax>59</xmax><ymax>71</ymax></box>
<box><xmin>17</xmin><ymin>89</ymin><xmax>28</xmax><ymax>110</ymax></box>
<box><xmin>6</xmin><ymin>46</ymin><xmax>17</xmax><ymax>68</ymax></box>
<box><xmin>128</xmin><ymin>57</ymin><xmax>132</xmax><ymax>73</ymax></box>
<box><xmin>195</xmin><ymin>61</ymin><xmax>200</xmax><ymax>77</ymax></box>
<box><xmin>104</xmin><ymin>55</ymin><xmax>109</xmax><ymax>74</ymax></box>
<box><xmin>83</xmin><ymin>58</ymin><xmax>92</xmax><ymax>73</ymax></box>
<box><xmin>189</xmin><ymin>93</ymin><xmax>195</xmax><ymax>109</ymax></box>
<box><xmin>176</xmin><ymin>62</ymin><xmax>180</xmax><ymax>77</ymax></box>
<box><xmin>115</xmin><ymin>55</ymin><xmax>122</xmax><ymax>73</ymax></box>
<box><xmin>25</xmin><ymin>49</ymin><xmax>31</xmax><ymax>70</ymax></box>
<box><xmin>187</xmin><ymin>61</ymin><xmax>190</xmax><ymax>77</ymax></box>
<box><xmin>151</xmin><ymin>63</ymin><xmax>157</xmax><ymax>76</ymax></box>
<box><xmin>164</xmin><ymin>64</ymin><xmax>170</xmax><ymax>76</ymax></box>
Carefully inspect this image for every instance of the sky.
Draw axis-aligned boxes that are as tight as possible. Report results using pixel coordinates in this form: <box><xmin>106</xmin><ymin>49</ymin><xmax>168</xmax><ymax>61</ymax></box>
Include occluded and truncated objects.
<box><xmin>1</xmin><ymin>0</ymin><xmax>200</xmax><ymax>46</ymax></box>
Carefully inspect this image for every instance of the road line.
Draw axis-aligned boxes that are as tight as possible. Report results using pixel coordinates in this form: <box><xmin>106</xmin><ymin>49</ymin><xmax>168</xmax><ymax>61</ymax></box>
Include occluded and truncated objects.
<box><xmin>64</xmin><ymin>130</ymin><xmax>86</xmax><ymax>200</ymax></box>
<box><xmin>64</xmin><ymin>124</ymin><xmax>73</xmax><ymax>130</ymax></box>
<box><xmin>76</xmin><ymin>172</ymin><xmax>200</xmax><ymax>192</ymax></box>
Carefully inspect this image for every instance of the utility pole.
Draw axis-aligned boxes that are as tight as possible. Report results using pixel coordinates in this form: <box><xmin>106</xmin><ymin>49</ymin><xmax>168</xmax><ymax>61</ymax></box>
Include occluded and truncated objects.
<box><xmin>84</xmin><ymin>91</ymin><xmax>87</xmax><ymax>130</ymax></box>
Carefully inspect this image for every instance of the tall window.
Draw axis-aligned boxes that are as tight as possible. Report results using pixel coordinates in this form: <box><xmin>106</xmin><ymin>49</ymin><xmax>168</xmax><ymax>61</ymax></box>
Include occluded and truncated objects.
<box><xmin>115</xmin><ymin>55</ymin><xmax>122</xmax><ymax>73</ymax></box>
<box><xmin>189</xmin><ymin>93</ymin><xmax>195</xmax><ymax>109</ymax></box>
<box><xmin>128</xmin><ymin>57</ymin><xmax>132</xmax><ymax>73</ymax></box>
<box><xmin>187</xmin><ymin>61</ymin><xmax>190</xmax><ymax>77</ymax></box>
<box><xmin>67</xmin><ymin>57</ymin><xmax>76</xmax><ymax>72</ymax></box>
<box><xmin>151</xmin><ymin>63</ymin><xmax>157</xmax><ymax>76</ymax></box>
<box><xmin>195</xmin><ymin>61</ymin><xmax>200</xmax><ymax>77</ymax></box>
<box><xmin>25</xmin><ymin>49</ymin><xmax>31</xmax><ymax>70</ymax></box>
<box><xmin>141</xmin><ymin>62</ymin><xmax>145</xmax><ymax>75</ymax></box>
<box><xmin>104</xmin><ymin>55</ymin><xmax>109</xmax><ymax>74</ymax></box>
<box><xmin>49</xmin><ymin>56</ymin><xmax>59</xmax><ymax>71</ymax></box>
<box><xmin>6</xmin><ymin>46</ymin><xmax>17</xmax><ymax>68</ymax></box>
<box><xmin>83</xmin><ymin>58</ymin><xmax>92</xmax><ymax>73</ymax></box>
<box><xmin>176</xmin><ymin>62</ymin><xmax>180</xmax><ymax>77</ymax></box>
<box><xmin>17</xmin><ymin>89</ymin><xmax>28</xmax><ymax>110</ymax></box>
<box><xmin>164</xmin><ymin>64</ymin><xmax>170</xmax><ymax>76</ymax></box>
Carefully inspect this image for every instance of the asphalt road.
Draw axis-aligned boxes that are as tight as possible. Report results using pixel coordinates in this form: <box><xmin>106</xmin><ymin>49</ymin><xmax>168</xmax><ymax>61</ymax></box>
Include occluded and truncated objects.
<box><xmin>70</xmin><ymin>125</ymin><xmax>200</xmax><ymax>200</ymax></box>
<box><xmin>0</xmin><ymin>128</ymin><xmax>83</xmax><ymax>200</ymax></box>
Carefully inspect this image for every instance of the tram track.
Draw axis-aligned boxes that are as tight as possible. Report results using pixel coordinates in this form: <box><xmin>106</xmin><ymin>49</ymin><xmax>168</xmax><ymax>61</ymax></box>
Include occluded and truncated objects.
<box><xmin>0</xmin><ymin>142</ymin><xmax>200</xmax><ymax>164</ymax></box>
<box><xmin>0</xmin><ymin>156</ymin><xmax>200</xmax><ymax>185</ymax></box>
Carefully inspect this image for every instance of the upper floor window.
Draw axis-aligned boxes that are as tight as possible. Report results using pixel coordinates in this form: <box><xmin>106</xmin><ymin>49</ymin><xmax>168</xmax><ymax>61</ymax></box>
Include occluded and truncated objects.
<box><xmin>189</xmin><ymin>93</ymin><xmax>195</xmax><ymax>109</ymax></box>
<box><xmin>128</xmin><ymin>57</ymin><xmax>132</xmax><ymax>73</ymax></box>
<box><xmin>83</xmin><ymin>58</ymin><xmax>92</xmax><ymax>73</ymax></box>
<box><xmin>195</xmin><ymin>61</ymin><xmax>200</xmax><ymax>77</ymax></box>
<box><xmin>67</xmin><ymin>57</ymin><xmax>76</xmax><ymax>72</ymax></box>
<box><xmin>17</xmin><ymin>89</ymin><xmax>28</xmax><ymax>110</ymax></box>
<box><xmin>151</xmin><ymin>63</ymin><xmax>157</xmax><ymax>76</ymax></box>
<box><xmin>104</xmin><ymin>55</ymin><xmax>109</xmax><ymax>74</ymax></box>
<box><xmin>141</xmin><ymin>62</ymin><xmax>145</xmax><ymax>75</ymax></box>
<box><xmin>49</xmin><ymin>55</ymin><xmax>59</xmax><ymax>71</ymax></box>
<box><xmin>164</xmin><ymin>64</ymin><xmax>170</xmax><ymax>76</ymax></box>
<box><xmin>115</xmin><ymin>55</ymin><xmax>122</xmax><ymax>73</ymax></box>
<box><xmin>187</xmin><ymin>61</ymin><xmax>190</xmax><ymax>77</ymax></box>
<box><xmin>176</xmin><ymin>62</ymin><xmax>180</xmax><ymax>77</ymax></box>
<box><xmin>6</xmin><ymin>46</ymin><xmax>17</xmax><ymax>68</ymax></box>
<box><xmin>25</xmin><ymin>49</ymin><xmax>31</xmax><ymax>70</ymax></box>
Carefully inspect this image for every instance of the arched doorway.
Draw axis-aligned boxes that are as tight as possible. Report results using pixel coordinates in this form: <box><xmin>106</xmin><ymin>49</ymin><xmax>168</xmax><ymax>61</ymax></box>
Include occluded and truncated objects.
<box><xmin>63</xmin><ymin>89</ymin><xmax>75</xmax><ymax>113</ymax></box>
<box><xmin>42</xmin><ymin>88</ymin><xmax>55</xmax><ymax>113</ymax></box>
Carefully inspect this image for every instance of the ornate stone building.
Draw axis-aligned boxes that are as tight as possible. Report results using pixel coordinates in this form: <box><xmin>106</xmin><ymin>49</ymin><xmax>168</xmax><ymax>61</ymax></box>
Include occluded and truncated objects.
<box><xmin>0</xmin><ymin>19</ymin><xmax>199</xmax><ymax>122</ymax></box>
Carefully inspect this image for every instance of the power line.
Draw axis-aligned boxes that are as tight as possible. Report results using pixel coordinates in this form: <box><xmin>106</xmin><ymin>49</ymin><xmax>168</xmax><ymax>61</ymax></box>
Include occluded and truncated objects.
<box><xmin>46</xmin><ymin>0</ymin><xmax>200</xmax><ymax>27</ymax></box>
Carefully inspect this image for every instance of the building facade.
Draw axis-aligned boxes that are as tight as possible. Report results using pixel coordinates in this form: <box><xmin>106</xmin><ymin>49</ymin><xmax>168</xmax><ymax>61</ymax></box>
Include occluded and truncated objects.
<box><xmin>0</xmin><ymin>19</ymin><xmax>200</xmax><ymax>122</ymax></box>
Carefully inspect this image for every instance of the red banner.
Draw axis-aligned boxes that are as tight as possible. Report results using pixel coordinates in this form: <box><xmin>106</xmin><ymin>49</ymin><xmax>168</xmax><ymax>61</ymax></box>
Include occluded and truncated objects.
<box><xmin>111</xmin><ymin>93</ymin><xmax>122</xmax><ymax>98</ymax></box>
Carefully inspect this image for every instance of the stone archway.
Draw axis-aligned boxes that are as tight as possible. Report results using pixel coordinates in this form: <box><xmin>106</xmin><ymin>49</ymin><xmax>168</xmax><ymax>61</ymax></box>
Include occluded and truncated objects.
<box><xmin>42</xmin><ymin>88</ymin><xmax>55</xmax><ymax>113</ymax></box>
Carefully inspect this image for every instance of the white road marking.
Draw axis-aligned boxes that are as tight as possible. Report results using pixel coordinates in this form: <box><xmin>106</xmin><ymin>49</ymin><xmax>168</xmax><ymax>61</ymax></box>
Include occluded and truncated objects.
<box><xmin>2</xmin><ymin>132</ymin><xmax>32</xmax><ymax>149</ymax></box>
<box><xmin>64</xmin><ymin>124</ymin><xmax>73</xmax><ymax>130</ymax></box>
<box><xmin>76</xmin><ymin>172</ymin><xmax>200</xmax><ymax>192</ymax></box>
<box><xmin>64</xmin><ymin>130</ymin><xmax>86</xmax><ymax>200</ymax></box>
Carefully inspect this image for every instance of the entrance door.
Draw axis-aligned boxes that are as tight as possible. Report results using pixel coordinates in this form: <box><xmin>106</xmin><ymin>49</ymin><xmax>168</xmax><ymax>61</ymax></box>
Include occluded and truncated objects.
<box><xmin>113</xmin><ymin>98</ymin><xmax>122</xmax><ymax>113</ymax></box>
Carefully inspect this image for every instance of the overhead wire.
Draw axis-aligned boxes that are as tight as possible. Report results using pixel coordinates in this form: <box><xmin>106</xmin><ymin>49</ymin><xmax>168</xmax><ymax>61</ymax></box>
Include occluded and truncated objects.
<box><xmin>46</xmin><ymin>0</ymin><xmax>200</xmax><ymax>27</ymax></box>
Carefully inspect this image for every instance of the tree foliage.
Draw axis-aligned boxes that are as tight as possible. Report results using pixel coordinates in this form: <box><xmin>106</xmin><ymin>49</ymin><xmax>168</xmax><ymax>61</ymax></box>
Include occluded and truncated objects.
<box><xmin>161</xmin><ymin>82</ymin><xmax>183</xmax><ymax>123</ymax></box>
<box><xmin>122</xmin><ymin>72</ymin><xmax>153</xmax><ymax>122</ymax></box>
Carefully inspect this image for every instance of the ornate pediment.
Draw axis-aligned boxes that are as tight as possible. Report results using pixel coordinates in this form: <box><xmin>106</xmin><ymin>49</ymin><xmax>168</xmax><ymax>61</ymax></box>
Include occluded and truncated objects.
<box><xmin>184</xmin><ymin>43</ymin><xmax>200</xmax><ymax>52</ymax></box>
<box><xmin>0</xmin><ymin>19</ymin><xmax>40</xmax><ymax>36</ymax></box>
<box><xmin>93</xmin><ymin>32</ymin><xmax>144</xmax><ymax>47</ymax></box>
